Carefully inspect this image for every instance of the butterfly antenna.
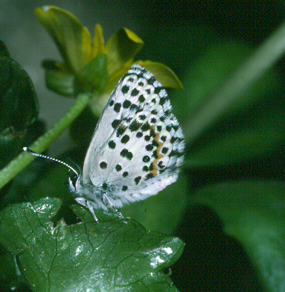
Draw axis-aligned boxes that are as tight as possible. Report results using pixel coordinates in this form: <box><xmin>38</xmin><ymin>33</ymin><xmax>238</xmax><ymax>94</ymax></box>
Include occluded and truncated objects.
<box><xmin>23</xmin><ymin>147</ymin><xmax>79</xmax><ymax>177</ymax></box>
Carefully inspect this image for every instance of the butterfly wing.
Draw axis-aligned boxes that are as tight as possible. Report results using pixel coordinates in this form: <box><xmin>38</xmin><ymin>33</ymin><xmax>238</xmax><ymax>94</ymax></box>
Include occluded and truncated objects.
<box><xmin>80</xmin><ymin>64</ymin><xmax>184</xmax><ymax>207</ymax></box>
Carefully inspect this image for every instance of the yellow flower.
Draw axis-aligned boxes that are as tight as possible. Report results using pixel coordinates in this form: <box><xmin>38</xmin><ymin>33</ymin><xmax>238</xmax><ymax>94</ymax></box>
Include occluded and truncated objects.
<box><xmin>35</xmin><ymin>6</ymin><xmax>183</xmax><ymax>115</ymax></box>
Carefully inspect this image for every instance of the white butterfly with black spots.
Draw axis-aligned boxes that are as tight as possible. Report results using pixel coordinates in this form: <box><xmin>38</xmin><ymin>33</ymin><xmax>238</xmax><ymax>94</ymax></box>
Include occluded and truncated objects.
<box><xmin>68</xmin><ymin>64</ymin><xmax>185</xmax><ymax>221</ymax></box>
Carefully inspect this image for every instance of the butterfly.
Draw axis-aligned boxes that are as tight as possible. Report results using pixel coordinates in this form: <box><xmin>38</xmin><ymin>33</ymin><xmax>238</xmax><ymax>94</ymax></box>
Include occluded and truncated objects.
<box><xmin>25</xmin><ymin>64</ymin><xmax>184</xmax><ymax>222</ymax></box>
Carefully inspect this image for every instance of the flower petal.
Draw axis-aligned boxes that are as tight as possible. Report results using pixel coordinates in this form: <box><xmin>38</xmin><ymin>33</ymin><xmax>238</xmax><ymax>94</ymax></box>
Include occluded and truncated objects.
<box><xmin>104</xmin><ymin>28</ymin><xmax>143</xmax><ymax>77</ymax></box>
<box><xmin>137</xmin><ymin>61</ymin><xmax>183</xmax><ymax>90</ymax></box>
<box><xmin>35</xmin><ymin>6</ymin><xmax>92</xmax><ymax>72</ymax></box>
<box><xmin>91</xmin><ymin>24</ymin><xmax>105</xmax><ymax>59</ymax></box>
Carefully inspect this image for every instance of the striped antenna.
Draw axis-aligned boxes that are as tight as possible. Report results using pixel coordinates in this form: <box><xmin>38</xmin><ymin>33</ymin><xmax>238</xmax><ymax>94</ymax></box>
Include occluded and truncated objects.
<box><xmin>23</xmin><ymin>147</ymin><xmax>79</xmax><ymax>177</ymax></box>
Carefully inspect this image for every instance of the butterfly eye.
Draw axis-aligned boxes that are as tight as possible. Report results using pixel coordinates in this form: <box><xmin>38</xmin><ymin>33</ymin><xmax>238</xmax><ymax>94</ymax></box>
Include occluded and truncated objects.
<box><xmin>68</xmin><ymin>170</ymin><xmax>78</xmax><ymax>190</ymax></box>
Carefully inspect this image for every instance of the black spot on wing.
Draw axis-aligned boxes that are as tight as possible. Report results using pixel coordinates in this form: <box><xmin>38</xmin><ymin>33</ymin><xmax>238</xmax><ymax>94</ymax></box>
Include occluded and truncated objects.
<box><xmin>150</xmin><ymin>117</ymin><xmax>157</xmax><ymax>124</ymax></box>
<box><xmin>141</xmin><ymin>123</ymin><xmax>151</xmax><ymax>132</ymax></box>
<box><xmin>136</xmin><ymin>131</ymin><xmax>143</xmax><ymax>138</ymax></box>
<box><xmin>115</xmin><ymin>164</ymin><xmax>122</xmax><ymax>171</ymax></box>
<box><xmin>123</xmin><ymin>100</ymin><xmax>131</xmax><ymax>108</ymax></box>
<box><xmin>142</xmin><ymin>155</ymin><xmax>150</xmax><ymax>163</ymax></box>
<box><xmin>120</xmin><ymin>149</ymin><xmax>133</xmax><ymax>160</ymax></box>
<box><xmin>161</xmin><ymin>147</ymin><xmax>169</xmax><ymax>154</ymax></box>
<box><xmin>121</xmin><ymin>135</ymin><xmax>130</xmax><ymax>144</ymax></box>
<box><xmin>116</xmin><ymin>126</ymin><xmax>127</xmax><ymax>137</ymax></box>
<box><xmin>100</xmin><ymin>161</ymin><xmax>107</xmax><ymax>169</ymax></box>
<box><xmin>131</xmin><ymin>88</ymin><xmax>139</xmax><ymax>96</ymax></box>
<box><xmin>170</xmin><ymin>137</ymin><xmax>178</xmax><ymax>144</ymax></box>
<box><xmin>111</xmin><ymin>119</ymin><xmax>120</xmax><ymax>129</ymax></box>
<box><xmin>122</xmin><ymin>85</ymin><xmax>129</xmax><ymax>94</ymax></box>
<box><xmin>138</xmin><ymin>95</ymin><xmax>145</xmax><ymax>103</ymax></box>
<box><xmin>129</xmin><ymin>121</ymin><xmax>141</xmax><ymax>132</ymax></box>
<box><xmin>166</xmin><ymin>125</ymin><xmax>172</xmax><ymax>132</ymax></box>
<box><xmin>108</xmin><ymin>140</ymin><xmax>116</xmax><ymax>149</ymax></box>
<box><xmin>114</xmin><ymin>103</ymin><xmax>121</xmax><ymax>113</ymax></box>
<box><xmin>146</xmin><ymin>144</ymin><xmax>154</xmax><ymax>151</ymax></box>
<box><xmin>134</xmin><ymin>176</ymin><xmax>141</xmax><ymax>185</ymax></box>
<box><xmin>142</xmin><ymin>166</ymin><xmax>149</xmax><ymax>172</ymax></box>
<box><xmin>146</xmin><ymin>173</ymin><xmax>154</xmax><ymax>180</ymax></box>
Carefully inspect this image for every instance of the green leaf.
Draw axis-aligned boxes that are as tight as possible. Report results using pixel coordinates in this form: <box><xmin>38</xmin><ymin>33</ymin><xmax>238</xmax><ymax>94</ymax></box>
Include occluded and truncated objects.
<box><xmin>187</xmin><ymin>102</ymin><xmax>285</xmax><ymax>166</ymax></box>
<box><xmin>174</xmin><ymin>41</ymin><xmax>281</xmax><ymax>122</ymax></box>
<box><xmin>0</xmin><ymin>198</ymin><xmax>184</xmax><ymax>292</ymax></box>
<box><xmin>0</xmin><ymin>40</ymin><xmax>10</xmax><ymax>57</ymax></box>
<box><xmin>175</xmin><ymin>41</ymin><xmax>284</xmax><ymax>166</ymax></box>
<box><xmin>0</xmin><ymin>57</ymin><xmax>38</xmax><ymax>135</ymax></box>
<box><xmin>0</xmin><ymin>252</ymin><xmax>30</xmax><ymax>290</ymax></box>
<box><xmin>0</xmin><ymin>45</ymin><xmax>38</xmax><ymax>166</ymax></box>
<box><xmin>193</xmin><ymin>181</ymin><xmax>285</xmax><ymax>292</ymax></box>
<box><xmin>122</xmin><ymin>172</ymin><xmax>188</xmax><ymax>235</ymax></box>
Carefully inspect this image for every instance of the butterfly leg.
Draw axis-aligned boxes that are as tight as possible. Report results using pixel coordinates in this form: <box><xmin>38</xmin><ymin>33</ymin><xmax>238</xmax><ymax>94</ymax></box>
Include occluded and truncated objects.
<box><xmin>86</xmin><ymin>200</ymin><xmax>99</xmax><ymax>223</ymax></box>
<box><xmin>102</xmin><ymin>193</ymin><xmax>123</xmax><ymax>219</ymax></box>
<box><xmin>115</xmin><ymin>208</ymin><xmax>123</xmax><ymax>219</ymax></box>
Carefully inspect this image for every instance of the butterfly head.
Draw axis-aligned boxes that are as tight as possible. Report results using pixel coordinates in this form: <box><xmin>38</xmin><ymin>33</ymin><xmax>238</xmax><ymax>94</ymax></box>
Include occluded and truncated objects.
<box><xmin>68</xmin><ymin>170</ymin><xmax>80</xmax><ymax>193</ymax></box>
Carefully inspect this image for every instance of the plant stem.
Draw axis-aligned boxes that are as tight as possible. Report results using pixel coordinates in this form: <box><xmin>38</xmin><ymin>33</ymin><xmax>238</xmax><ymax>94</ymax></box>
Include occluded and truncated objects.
<box><xmin>184</xmin><ymin>19</ymin><xmax>285</xmax><ymax>145</ymax></box>
<box><xmin>0</xmin><ymin>92</ymin><xmax>91</xmax><ymax>189</ymax></box>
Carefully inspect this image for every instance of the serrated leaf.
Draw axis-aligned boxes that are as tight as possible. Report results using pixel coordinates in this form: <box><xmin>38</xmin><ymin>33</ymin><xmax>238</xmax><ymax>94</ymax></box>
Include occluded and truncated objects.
<box><xmin>0</xmin><ymin>198</ymin><xmax>184</xmax><ymax>292</ymax></box>
<box><xmin>193</xmin><ymin>181</ymin><xmax>285</xmax><ymax>292</ymax></box>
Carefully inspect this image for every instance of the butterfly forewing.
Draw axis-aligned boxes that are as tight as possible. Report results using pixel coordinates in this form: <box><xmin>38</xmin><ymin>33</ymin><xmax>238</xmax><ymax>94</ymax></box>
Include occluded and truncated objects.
<box><xmin>80</xmin><ymin>64</ymin><xmax>184</xmax><ymax>208</ymax></box>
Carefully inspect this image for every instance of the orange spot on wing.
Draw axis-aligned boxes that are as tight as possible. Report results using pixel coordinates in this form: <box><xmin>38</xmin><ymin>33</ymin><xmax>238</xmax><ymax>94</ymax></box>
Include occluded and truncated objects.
<box><xmin>150</xmin><ymin>130</ymin><xmax>164</xmax><ymax>176</ymax></box>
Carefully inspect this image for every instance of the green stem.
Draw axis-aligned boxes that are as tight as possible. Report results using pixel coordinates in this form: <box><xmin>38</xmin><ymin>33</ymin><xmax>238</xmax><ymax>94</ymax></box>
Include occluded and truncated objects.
<box><xmin>184</xmin><ymin>19</ymin><xmax>285</xmax><ymax>145</ymax></box>
<box><xmin>0</xmin><ymin>92</ymin><xmax>91</xmax><ymax>189</ymax></box>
